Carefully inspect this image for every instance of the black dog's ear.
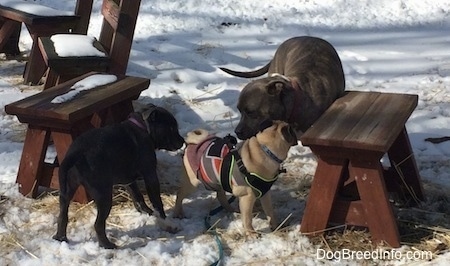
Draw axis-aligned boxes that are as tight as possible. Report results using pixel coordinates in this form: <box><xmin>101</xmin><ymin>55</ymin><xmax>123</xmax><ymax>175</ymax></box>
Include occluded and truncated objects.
<box><xmin>141</xmin><ymin>104</ymin><xmax>158</xmax><ymax>122</ymax></box>
<box><xmin>281</xmin><ymin>125</ymin><xmax>298</xmax><ymax>146</ymax></box>
<box><xmin>267</xmin><ymin>81</ymin><xmax>284</xmax><ymax>96</ymax></box>
<box><xmin>259</xmin><ymin>119</ymin><xmax>273</xmax><ymax>132</ymax></box>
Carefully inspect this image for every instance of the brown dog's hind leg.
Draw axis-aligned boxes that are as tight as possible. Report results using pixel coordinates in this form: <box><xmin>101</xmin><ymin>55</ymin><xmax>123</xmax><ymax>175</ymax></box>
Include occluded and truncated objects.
<box><xmin>173</xmin><ymin>159</ymin><xmax>201</xmax><ymax>218</ymax></box>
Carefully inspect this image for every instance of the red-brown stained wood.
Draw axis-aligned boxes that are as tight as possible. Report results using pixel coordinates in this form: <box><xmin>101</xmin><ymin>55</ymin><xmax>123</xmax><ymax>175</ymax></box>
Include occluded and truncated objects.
<box><xmin>301</xmin><ymin>91</ymin><xmax>418</xmax><ymax>152</ymax></box>
<box><xmin>350</xmin><ymin>159</ymin><xmax>400</xmax><ymax>247</ymax></box>
<box><xmin>38</xmin><ymin>0</ymin><xmax>141</xmax><ymax>89</ymax></box>
<box><xmin>5</xmin><ymin>72</ymin><xmax>150</xmax><ymax>203</ymax></box>
<box><xmin>4</xmin><ymin>72</ymin><xmax>149</xmax><ymax>127</ymax></box>
<box><xmin>300</xmin><ymin>91</ymin><xmax>423</xmax><ymax>248</ymax></box>
<box><xmin>0</xmin><ymin>0</ymin><xmax>94</xmax><ymax>84</ymax></box>
<box><xmin>16</xmin><ymin>126</ymin><xmax>50</xmax><ymax>197</ymax></box>
<box><xmin>0</xmin><ymin>18</ymin><xmax>20</xmax><ymax>55</ymax></box>
<box><xmin>301</xmin><ymin>156</ymin><xmax>346</xmax><ymax>235</ymax></box>
<box><xmin>387</xmin><ymin>128</ymin><xmax>425</xmax><ymax>202</ymax></box>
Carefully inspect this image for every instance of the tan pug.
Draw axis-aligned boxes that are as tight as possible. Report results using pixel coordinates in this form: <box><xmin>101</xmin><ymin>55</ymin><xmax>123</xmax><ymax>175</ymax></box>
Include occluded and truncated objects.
<box><xmin>173</xmin><ymin>120</ymin><xmax>297</xmax><ymax>236</ymax></box>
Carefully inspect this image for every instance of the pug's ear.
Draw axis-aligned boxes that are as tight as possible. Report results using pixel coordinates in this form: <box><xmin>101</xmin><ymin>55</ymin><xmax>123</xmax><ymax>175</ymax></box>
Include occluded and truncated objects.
<box><xmin>281</xmin><ymin>125</ymin><xmax>298</xmax><ymax>146</ymax></box>
<box><xmin>267</xmin><ymin>81</ymin><xmax>284</xmax><ymax>96</ymax></box>
<box><xmin>259</xmin><ymin>119</ymin><xmax>273</xmax><ymax>132</ymax></box>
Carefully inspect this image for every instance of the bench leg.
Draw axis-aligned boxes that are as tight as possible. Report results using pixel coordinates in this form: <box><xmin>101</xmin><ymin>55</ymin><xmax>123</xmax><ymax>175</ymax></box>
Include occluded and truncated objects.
<box><xmin>301</xmin><ymin>156</ymin><xmax>346</xmax><ymax>235</ymax></box>
<box><xmin>350</xmin><ymin>158</ymin><xmax>400</xmax><ymax>247</ymax></box>
<box><xmin>0</xmin><ymin>18</ymin><xmax>21</xmax><ymax>56</ymax></box>
<box><xmin>22</xmin><ymin>31</ymin><xmax>47</xmax><ymax>85</ymax></box>
<box><xmin>52</xmin><ymin>131</ymin><xmax>90</xmax><ymax>204</ymax></box>
<box><xmin>388</xmin><ymin>127</ymin><xmax>425</xmax><ymax>204</ymax></box>
<box><xmin>16</xmin><ymin>126</ymin><xmax>51</xmax><ymax>198</ymax></box>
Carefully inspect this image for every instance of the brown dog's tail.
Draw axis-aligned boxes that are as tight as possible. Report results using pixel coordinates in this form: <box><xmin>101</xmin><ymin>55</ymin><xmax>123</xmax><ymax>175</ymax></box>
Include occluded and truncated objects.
<box><xmin>186</xmin><ymin>129</ymin><xmax>210</xmax><ymax>144</ymax></box>
<box><xmin>219</xmin><ymin>61</ymin><xmax>271</xmax><ymax>78</ymax></box>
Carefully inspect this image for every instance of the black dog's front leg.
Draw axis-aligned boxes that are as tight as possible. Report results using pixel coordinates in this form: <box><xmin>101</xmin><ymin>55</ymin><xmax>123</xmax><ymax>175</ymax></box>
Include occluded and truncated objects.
<box><xmin>127</xmin><ymin>181</ymin><xmax>154</xmax><ymax>215</ymax></box>
<box><xmin>143</xmin><ymin>168</ymin><xmax>166</xmax><ymax>219</ymax></box>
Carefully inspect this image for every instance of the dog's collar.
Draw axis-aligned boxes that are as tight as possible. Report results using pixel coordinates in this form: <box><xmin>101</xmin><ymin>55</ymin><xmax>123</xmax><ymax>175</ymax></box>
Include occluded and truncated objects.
<box><xmin>261</xmin><ymin>145</ymin><xmax>284</xmax><ymax>164</ymax></box>
<box><xmin>127</xmin><ymin>113</ymin><xmax>148</xmax><ymax>133</ymax></box>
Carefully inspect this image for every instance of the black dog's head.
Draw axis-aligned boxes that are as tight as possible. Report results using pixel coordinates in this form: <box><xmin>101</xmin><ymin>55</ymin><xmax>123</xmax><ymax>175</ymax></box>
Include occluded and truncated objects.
<box><xmin>143</xmin><ymin>105</ymin><xmax>185</xmax><ymax>151</ymax></box>
<box><xmin>235</xmin><ymin>77</ymin><xmax>293</xmax><ymax>140</ymax></box>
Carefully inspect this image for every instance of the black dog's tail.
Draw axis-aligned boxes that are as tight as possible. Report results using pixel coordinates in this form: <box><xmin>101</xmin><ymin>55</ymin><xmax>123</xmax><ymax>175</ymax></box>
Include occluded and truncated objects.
<box><xmin>58</xmin><ymin>151</ymin><xmax>82</xmax><ymax>195</ymax></box>
<box><xmin>219</xmin><ymin>61</ymin><xmax>271</xmax><ymax>78</ymax></box>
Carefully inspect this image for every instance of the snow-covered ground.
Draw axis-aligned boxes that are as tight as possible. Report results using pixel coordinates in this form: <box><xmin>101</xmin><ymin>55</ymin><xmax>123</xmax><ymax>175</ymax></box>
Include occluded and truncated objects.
<box><xmin>1</xmin><ymin>0</ymin><xmax>450</xmax><ymax>265</ymax></box>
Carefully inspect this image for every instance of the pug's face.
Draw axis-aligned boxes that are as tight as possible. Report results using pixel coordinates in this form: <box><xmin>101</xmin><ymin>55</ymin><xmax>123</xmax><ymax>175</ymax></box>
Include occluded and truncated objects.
<box><xmin>255</xmin><ymin>120</ymin><xmax>298</xmax><ymax>160</ymax></box>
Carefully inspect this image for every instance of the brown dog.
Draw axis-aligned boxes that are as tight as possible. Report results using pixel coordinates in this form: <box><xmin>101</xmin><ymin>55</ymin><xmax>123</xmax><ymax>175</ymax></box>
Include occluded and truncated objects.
<box><xmin>220</xmin><ymin>36</ymin><xmax>345</xmax><ymax>140</ymax></box>
<box><xmin>173</xmin><ymin>120</ymin><xmax>297</xmax><ymax>236</ymax></box>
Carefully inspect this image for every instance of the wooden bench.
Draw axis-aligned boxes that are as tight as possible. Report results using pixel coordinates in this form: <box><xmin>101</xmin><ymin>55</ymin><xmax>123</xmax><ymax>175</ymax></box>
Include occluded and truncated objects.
<box><xmin>299</xmin><ymin>91</ymin><xmax>425</xmax><ymax>248</ymax></box>
<box><xmin>4</xmin><ymin>71</ymin><xmax>150</xmax><ymax>203</ymax></box>
<box><xmin>0</xmin><ymin>0</ymin><xmax>93</xmax><ymax>84</ymax></box>
<box><xmin>38</xmin><ymin>0</ymin><xmax>141</xmax><ymax>89</ymax></box>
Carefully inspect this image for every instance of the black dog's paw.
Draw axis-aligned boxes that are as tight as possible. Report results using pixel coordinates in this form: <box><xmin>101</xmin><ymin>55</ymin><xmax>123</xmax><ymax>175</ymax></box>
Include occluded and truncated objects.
<box><xmin>99</xmin><ymin>240</ymin><xmax>118</xmax><ymax>249</ymax></box>
<box><xmin>134</xmin><ymin>203</ymin><xmax>154</xmax><ymax>215</ymax></box>
<box><xmin>53</xmin><ymin>234</ymin><xmax>69</xmax><ymax>243</ymax></box>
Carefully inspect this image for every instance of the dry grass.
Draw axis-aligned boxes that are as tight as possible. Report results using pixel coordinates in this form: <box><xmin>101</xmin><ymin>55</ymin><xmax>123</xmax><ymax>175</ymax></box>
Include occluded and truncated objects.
<box><xmin>1</xmin><ymin>178</ymin><xmax>449</xmax><ymax>264</ymax></box>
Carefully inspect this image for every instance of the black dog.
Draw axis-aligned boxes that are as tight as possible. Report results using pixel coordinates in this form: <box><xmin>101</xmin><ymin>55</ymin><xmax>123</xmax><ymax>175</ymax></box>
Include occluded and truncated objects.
<box><xmin>53</xmin><ymin>105</ymin><xmax>184</xmax><ymax>249</ymax></box>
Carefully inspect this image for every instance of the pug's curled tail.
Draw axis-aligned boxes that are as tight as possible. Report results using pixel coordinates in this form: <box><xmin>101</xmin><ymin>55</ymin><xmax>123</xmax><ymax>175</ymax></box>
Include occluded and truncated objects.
<box><xmin>186</xmin><ymin>129</ymin><xmax>209</xmax><ymax>144</ymax></box>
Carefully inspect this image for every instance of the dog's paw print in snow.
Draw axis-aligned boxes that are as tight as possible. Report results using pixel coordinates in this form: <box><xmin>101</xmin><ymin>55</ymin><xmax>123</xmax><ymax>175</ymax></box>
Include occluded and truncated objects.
<box><xmin>170</xmin><ymin>72</ymin><xmax>183</xmax><ymax>83</ymax></box>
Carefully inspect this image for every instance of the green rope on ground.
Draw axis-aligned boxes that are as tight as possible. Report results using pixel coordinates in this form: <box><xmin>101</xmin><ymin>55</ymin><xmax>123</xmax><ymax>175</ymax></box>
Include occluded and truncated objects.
<box><xmin>204</xmin><ymin>196</ymin><xmax>236</xmax><ymax>266</ymax></box>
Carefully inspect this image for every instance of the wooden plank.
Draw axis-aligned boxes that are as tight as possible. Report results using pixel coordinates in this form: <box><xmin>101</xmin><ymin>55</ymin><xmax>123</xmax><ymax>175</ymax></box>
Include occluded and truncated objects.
<box><xmin>301</xmin><ymin>91</ymin><xmax>380</xmax><ymax>147</ymax></box>
<box><xmin>350</xmin><ymin>158</ymin><xmax>400</xmax><ymax>247</ymax></box>
<box><xmin>101</xmin><ymin>0</ymin><xmax>120</xmax><ymax>31</ymax></box>
<box><xmin>0</xmin><ymin>18</ymin><xmax>20</xmax><ymax>54</ymax></box>
<box><xmin>4</xmin><ymin>73</ymin><xmax>95</xmax><ymax>116</ymax></box>
<box><xmin>39</xmin><ymin>37</ymin><xmax>108</xmax><ymax>65</ymax></box>
<box><xmin>73</xmin><ymin>0</ymin><xmax>93</xmax><ymax>34</ymax></box>
<box><xmin>301</xmin><ymin>156</ymin><xmax>346</xmax><ymax>235</ymax></box>
<box><xmin>0</xmin><ymin>5</ymin><xmax>79</xmax><ymax>25</ymax></box>
<box><xmin>16</xmin><ymin>126</ymin><xmax>51</xmax><ymax>198</ymax></box>
<box><xmin>301</xmin><ymin>91</ymin><xmax>418</xmax><ymax>153</ymax></box>
<box><xmin>344</xmin><ymin>93</ymin><xmax>417</xmax><ymax>152</ymax></box>
<box><xmin>5</xmin><ymin>73</ymin><xmax>149</xmax><ymax>127</ymax></box>
<box><xmin>387</xmin><ymin>127</ymin><xmax>425</xmax><ymax>203</ymax></box>
<box><xmin>103</xmin><ymin>0</ymin><xmax>141</xmax><ymax>75</ymax></box>
<box><xmin>329</xmin><ymin>199</ymin><xmax>368</xmax><ymax>227</ymax></box>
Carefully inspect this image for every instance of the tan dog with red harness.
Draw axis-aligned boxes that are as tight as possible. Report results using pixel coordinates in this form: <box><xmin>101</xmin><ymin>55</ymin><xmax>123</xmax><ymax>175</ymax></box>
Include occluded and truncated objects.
<box><xmin>173</xmin><ymin>120</ymin><xmax>297</xmax><ymax>236</ymax></box>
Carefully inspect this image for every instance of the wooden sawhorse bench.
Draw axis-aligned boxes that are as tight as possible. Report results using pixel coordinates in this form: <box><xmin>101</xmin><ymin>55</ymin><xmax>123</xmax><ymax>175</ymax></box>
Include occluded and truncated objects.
<box><xmin>299</xmin><ymin>91</ymin><xmax>425</xmax><ymax>248</ymax></box>
<box><xmin>0</xmin><ymin>0</ymin><xmax>92</xmax><ymax>84</ymax></box>
<box><xmin>4</xmin><ymin>72</ymin><xmax>150</xmax><ymax>203</ymax></box>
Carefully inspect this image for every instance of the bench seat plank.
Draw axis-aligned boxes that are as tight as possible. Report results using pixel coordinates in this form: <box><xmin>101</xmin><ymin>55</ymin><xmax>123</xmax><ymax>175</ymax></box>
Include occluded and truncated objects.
<box><xmin>5</xmin><ymin>72</ymin><xmax>150</xmax><ymax>128</ymax></box>
<box><xmin>300</xmin><ymin>91</ymin><xmax>418</xmax><ymax>153</ymax></box>
<box><xmin>0</xmin><ymin>4</ymin><xmax>79</xmax><ymax>25</ymax></box>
